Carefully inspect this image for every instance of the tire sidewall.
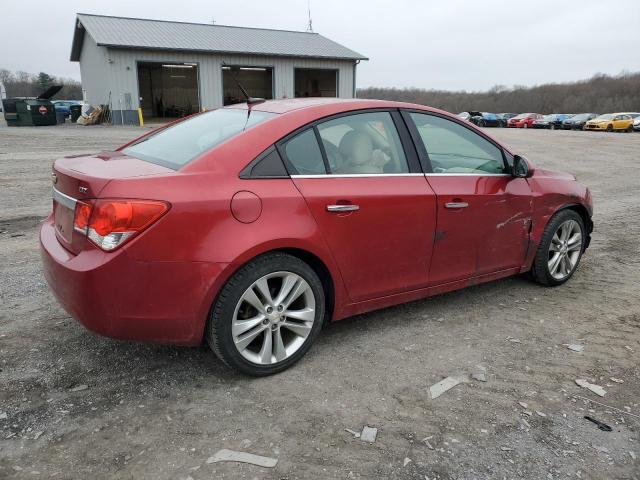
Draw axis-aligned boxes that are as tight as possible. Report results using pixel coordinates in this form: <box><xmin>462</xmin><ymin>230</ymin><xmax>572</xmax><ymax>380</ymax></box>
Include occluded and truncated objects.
<box><xmin>207</xmin><ymin>253</ymin><xmax>325</xmax><ymax>376</ymax></box>
<box><xmin>533</xmin><ymin>210</ymin><xmax>585</xmax><ymax>286</ymax></box>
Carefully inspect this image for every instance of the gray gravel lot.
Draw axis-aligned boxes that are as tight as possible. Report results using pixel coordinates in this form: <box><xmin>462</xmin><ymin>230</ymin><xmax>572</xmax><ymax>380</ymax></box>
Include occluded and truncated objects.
<box><xmin>0</xmin><ymin>119</ymin><xmax>639</xmax><ymax>479</ymax></box>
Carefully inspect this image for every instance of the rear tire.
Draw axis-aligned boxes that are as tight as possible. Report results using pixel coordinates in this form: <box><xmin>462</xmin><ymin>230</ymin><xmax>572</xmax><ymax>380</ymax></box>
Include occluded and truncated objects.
<box><xmin>626</xmin><ymin>125</ymin><xmax>633</xmax><ymax>133</ymax></box>
<box><xmin>530</xmin><ymin>210</ymin><xmax>585</xmax><ymax>287</ymax></box>
<box><xmin>206</xmin><ymin>253</ymin><xmax>325</xmax><ymax>376</ymax></box>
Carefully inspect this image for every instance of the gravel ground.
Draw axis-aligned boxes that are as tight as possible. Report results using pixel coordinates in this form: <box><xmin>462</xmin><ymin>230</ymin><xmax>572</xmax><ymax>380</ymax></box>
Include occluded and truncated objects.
<box><xmin>0</xmin><ymin>119</ymin><xmax>639</xmax><ymax>480</ymax></box>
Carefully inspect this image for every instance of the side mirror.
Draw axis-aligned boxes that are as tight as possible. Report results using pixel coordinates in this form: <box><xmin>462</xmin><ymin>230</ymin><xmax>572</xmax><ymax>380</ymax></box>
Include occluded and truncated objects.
<box><xmin>513</xmin><ymin>155</ymin><xmax>533</xmax><ymax>178</ymax></box>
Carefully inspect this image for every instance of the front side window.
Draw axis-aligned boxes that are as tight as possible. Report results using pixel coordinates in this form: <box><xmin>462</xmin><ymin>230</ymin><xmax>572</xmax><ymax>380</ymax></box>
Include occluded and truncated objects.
<box><xmin>123</xmin><ymin>108</ymin><xmax>277</xmax><ymax>169</ymax></box>
<box><xmin>409</xmin><ymin>113</ymin><xmax>506</xmax><ymax>174</ymax></box>
<box><xmin>317</xmin><ymin>112</ymin><xmax>409</xmax><ymax>174</ymax></box>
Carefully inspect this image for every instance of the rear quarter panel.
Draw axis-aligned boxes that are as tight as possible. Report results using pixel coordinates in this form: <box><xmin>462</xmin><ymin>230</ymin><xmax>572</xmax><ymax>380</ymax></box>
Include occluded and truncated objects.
<box><xmin>98</xmin><ymin>169</ymin><xmax>348</xmax><ymax>337</ymax></box>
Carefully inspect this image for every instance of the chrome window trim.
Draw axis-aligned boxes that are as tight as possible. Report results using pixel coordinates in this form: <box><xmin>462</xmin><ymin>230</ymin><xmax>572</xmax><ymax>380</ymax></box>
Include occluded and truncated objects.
<box><xmin>290</xmin><ymin>173</ymin><xmax>426</xmax><ymax>179</ymax></box>
<box><xmin>425</xmin><ymin>173</ymin><xmax>511</xmax><ymax>177</ymax></box>
<box><xmin>290</xmin><ymin>173</ymin><xmax>512</xmax><ymax>179</ymax></box>
<box><xmin>53</xmin><ymin>187</ymin><xmax>77</xmax><ymax>209</ymax></box>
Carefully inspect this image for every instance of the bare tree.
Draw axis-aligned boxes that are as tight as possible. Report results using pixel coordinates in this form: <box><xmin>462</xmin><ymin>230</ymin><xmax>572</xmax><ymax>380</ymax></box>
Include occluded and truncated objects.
<box><xmin>358</xmin><ymin>72</ymin><xmax>640</xmax><ymax>114</ymax></box>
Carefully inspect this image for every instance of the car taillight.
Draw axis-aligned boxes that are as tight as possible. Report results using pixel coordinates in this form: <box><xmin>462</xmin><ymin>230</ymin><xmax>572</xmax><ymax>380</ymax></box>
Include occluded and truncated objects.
<box><xmin>73</xmin><ymin>199</ymin><xmax>169</xmax><ymax>251</ymax></box>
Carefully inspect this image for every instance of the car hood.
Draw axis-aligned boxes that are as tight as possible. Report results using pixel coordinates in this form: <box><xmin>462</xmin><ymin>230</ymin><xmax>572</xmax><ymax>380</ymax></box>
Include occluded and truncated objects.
<box><xmin>532</xmin><ymin>167</ymin><xmax>576</xmax><ymax>181</ymax></box>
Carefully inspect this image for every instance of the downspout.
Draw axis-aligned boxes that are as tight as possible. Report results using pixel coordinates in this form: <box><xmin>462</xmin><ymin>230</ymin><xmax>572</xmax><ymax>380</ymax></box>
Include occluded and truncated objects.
<box><xmin>353</xmin><ymin>60</ymin><xmax>360</xmax><ymax>98</ymax></box>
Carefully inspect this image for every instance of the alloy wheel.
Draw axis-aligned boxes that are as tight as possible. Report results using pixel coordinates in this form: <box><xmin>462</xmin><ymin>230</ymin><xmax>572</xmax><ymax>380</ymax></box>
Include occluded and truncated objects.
<box><xmin>231</xmin><ymin>271</ymin><xmax>316</xmax><ymax>365</ymax></box>
<box><xmin>547</xmin><ymin>219</ymin><xmax>582</xmax><ymax>280</ymax></box>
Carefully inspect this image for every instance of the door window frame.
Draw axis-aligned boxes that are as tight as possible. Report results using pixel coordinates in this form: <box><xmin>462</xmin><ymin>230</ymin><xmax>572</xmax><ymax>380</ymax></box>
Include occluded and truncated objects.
<box><xmin>399</xmin><ymin>109</ymin><xmax>512</xmax><ymax>175</ymax></box>
<box><xmin>275</xmin><ymin>108</ymin><xmax>423</xmax><ymax>177</ymax></box>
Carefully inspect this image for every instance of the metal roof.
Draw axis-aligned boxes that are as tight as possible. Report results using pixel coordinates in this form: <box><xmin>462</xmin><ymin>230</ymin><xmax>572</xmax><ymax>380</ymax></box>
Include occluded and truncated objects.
<box><xmin>71</xmin><ymin>13</ymin><xmax>367</xmax><ymax>62</ymax></box>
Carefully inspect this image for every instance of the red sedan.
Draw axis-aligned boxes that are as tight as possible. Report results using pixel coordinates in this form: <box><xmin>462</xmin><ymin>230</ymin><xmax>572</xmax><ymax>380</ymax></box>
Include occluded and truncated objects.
<box><xmin>508</xmin><ymin>113</ymin><xmax>542</xmax><ymax>128</ymax></box>
<box><xmin>41</xmin><ymin>99</ymin><xmax>593</xmax><ymax>375</ymax></box>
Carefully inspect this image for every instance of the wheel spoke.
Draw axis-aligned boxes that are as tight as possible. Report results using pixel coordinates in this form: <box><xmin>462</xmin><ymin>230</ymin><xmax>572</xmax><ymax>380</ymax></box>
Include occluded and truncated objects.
<box><xmin>258</xmin><ymin>327</ymin><xmax>273</xmax><ymax>364</ymax></box>
<box><xmin>273</xmin><ymin>273</ymin><xmax>299</xmax><ymax>306</ymax></box>
<box><xmin>242</xmin><ymin>288</ymin><xmax>266</xmax><ymax>314</ymax></box>
<box><xmin>562</xmin><ymin>254</ymin><xmax>571</xmax><ymax>275</ymax></box>
<box><xmin>548</xmin><ymin>252</ymin><xmax>563</xmax><ymax>275</ymax></box>
<box><xmin>283</xmin><ymin>281</ymin><xmax>309</xmax><ymax>309</ymax></box>
<box><xmin>232</xmin><ymin>314</ymin><xmax>266</xmax><ymax>337</ymax></box>
<box><xmin>281</xmin><ymin>319</ymin><xmax>312</xmax><ymax>338</ymax></box>
<box><xmin>273</xmin><ymin>329</ymin><xmax>287</xmax><ymax>362</ymax></box>
<box><xmin>284</xmin><ymin>307</ymin><xmax>315</xmax><ymax>322</ymax></box>
<box><xmin>567</xmin><ymin>232</ymin><xmax>582</xmax><ymax>250</ymax></box>
<box><xmin>254</xmin><ymin>277</ymin><xmax>274</xmax><ymax>306</ymax></box>
<box><xmin>235</xmin><ymin>324</ymin><xmax>267</xmax><ymax>351</ymax></box>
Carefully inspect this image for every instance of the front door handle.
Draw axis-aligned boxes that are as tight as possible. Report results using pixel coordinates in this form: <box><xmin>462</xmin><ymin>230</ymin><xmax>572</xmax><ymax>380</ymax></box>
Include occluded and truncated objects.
<box><xmin>327</xmin><ymin>204</ymin><xmax>360</xmax><ymax>212</ymax></box>
<box><xmin>445</xmin><ymin>202</ymin><xmax>469</xmax><ymax>209</ymax></box>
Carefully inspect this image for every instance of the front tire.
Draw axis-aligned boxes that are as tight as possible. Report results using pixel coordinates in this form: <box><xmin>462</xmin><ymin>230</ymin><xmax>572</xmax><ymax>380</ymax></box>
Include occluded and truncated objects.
<box><xmin>523</xmin><ymin>123</ymin><xmax>528</xmax><ymax>129</ymax></box>
<box><xmin>606</xmin><ymin>124</ymin><xmax>613</xmax><ymax>132</ymax></box>
<box><xmin>530</xmin><ymin>210</ymin><xmax>585</xmax><ymax>286</ymax></box>
<box><xmin>206</xmin><ymin>253</ymin><xmax>325</xmax><ymax>376</ymax></box>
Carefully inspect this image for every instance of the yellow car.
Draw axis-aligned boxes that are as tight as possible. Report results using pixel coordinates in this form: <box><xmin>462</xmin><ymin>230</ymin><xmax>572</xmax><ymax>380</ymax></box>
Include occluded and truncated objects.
<box><xmin>584</xmin><ymin>113</ymin><xmax>634</xmax><ymax>132</ymax></box>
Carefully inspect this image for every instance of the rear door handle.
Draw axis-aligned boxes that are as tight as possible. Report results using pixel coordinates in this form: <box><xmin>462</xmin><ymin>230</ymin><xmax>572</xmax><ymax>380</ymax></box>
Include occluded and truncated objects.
<box><xmin>326</xmin><ymin>204</ymin><xmax>360</xmax><ymax>212</ymax></box>
<box><xmin>445</xmin><ymin>202</ymin><xmax>469</xmax><ymax>209</ymax></box>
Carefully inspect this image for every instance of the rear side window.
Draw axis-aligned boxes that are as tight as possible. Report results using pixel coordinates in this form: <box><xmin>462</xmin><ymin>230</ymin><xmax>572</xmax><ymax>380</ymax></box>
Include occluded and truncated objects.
<box><xmin>283</xmin><ymin>129</ymin><xmax>327</xmax><ymax>175</ymax></box>
<box><xmin>123</xmin><ymin>108</ymin><xmax>277</xmax><ymax>169</ymax></box>
<box><xmin>317</xmin><ymin>112</ymin><xmax>409</xmax><ymax>174</ymax></box>
<box><xmin>409</xmin><ymin>113</ymin><xmax>506</xmax><ymax>174</ymax></box>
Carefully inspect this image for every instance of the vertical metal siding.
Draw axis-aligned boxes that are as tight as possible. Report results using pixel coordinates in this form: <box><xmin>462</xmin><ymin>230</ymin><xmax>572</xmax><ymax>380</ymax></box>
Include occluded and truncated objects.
<box><xmin>88</xmin><ymin>47</ymin><xmax>355</xmax><ymax>110</ymax></box>
<box><xmin>78</xmin><ymin>35</ymin><xmax>111</xmax><ymax>105</ymax></box>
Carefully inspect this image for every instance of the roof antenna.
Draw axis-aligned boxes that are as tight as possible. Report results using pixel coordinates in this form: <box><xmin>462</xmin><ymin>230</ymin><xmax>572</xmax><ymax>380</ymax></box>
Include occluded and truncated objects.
<box><xmin>306</xmin><ymin>0</ymin><xmax>313</xmax><ymax>32</ymax></box>
<box><xmin>221</xmin><ymin>61</ymin><xmax>265</xmax><ymax>107</ymax></box>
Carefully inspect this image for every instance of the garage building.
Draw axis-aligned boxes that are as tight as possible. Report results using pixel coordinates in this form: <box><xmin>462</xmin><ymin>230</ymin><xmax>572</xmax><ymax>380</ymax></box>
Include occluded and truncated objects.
<box><xmin>70</xmin><ymin>13</ymin><xmax>367</xmax><ymax>124</ymax></box>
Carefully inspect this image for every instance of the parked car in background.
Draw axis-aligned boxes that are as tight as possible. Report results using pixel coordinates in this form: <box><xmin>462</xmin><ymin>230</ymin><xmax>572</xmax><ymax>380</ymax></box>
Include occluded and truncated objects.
<box><xmin>498</xmin><ymin>113</ymin><xmax>518</xmax><ymax>124</ymax></box>
<box><xmin>52</xmin><ymin>100</ymin><xmax>82</xmax><ymax>117</ymax></box>
<box><xmin>584</xmin><ymin>113</ymin><xmax>634</xmax><ymax>132</ymax></box>
<box><xmin>40</xmin><ymin>98</ymin><xmax>593</xmax><ymax>375</ymax></box>
<box><xmin>470</xmin><ymin>112</ymin><xmax>504</xmax><ymax>127</ymax></box>
<box><xmin>500</xmin><ymin>113</ymin><xmax>518</xmax><ymax>119</ymax></box>
<box><xmin>457</xmin><ymin>111</ymin><xmax>480</xmax><ymax>122</ymax></box>
<box><xmin>507</xmin><ymin>113</ymin><xmax>542</xmax><ymax>128</ymax></box>
<box><xmin>562</xmin><ymin>113</ymin><xmax>598</xmax><ymax>130</ymax></box>
<box><xmin>533</xmin><ymin>114</ymin><xmax>572</xmax><ymax>130</ymax></box>
<box><xmin>620</xmin><ymin>112</ymin><xmax>640</xmax><ymax>131</ymax></box>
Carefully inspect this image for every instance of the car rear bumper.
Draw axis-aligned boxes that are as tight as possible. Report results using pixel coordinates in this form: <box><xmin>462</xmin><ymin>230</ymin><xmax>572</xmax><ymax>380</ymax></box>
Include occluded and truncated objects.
<box><xmin>39</xmin><ymin>216</ymin><xmax>226</xmax><ymax>345</ymax></box>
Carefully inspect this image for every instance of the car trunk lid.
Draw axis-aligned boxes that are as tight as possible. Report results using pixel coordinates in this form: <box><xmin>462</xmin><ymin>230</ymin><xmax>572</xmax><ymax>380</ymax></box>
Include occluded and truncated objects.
<box><xmin>51</xmin><ymin>152</ymin><xmax>174</xmax><ymax>254</ymax></box>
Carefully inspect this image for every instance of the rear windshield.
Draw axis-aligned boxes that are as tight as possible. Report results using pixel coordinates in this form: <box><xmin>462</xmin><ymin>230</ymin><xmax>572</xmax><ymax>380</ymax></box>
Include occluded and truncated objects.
<box><xmin>123</xmin><ymin>108</ymin><xmax>277</xmax><ymax>169</ymax></box>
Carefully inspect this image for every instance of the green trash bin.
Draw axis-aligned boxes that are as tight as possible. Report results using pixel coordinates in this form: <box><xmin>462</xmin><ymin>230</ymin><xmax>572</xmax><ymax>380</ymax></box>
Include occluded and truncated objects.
<box><xmin>2</xmin><ymin>85</ymin><xmax>62</xmax><ymax>127</ymax></box>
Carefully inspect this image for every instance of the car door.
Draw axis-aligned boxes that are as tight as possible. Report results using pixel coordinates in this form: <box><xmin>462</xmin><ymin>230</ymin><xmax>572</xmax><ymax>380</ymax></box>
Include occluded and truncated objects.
<box><xmin>612</xmin><ymin>115</ymin><xmax>622</xmax><ymax>129</ymax></box>
<box><xmin>278</xmin><ymin>110</ymin><xmax>437</xmax><ymax>302</ymax></box>
<box><xmin>403</xmin><ymin>111</ymin><xmax>533</xmax><ymax>285</ymax></box>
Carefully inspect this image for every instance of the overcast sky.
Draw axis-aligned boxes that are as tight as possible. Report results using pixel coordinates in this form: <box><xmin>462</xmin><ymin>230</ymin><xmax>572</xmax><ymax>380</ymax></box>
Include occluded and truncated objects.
<box><xmin>1</xmin><ymin>0</ymin><xmax>639</xmax><ymax>91</ymax></box>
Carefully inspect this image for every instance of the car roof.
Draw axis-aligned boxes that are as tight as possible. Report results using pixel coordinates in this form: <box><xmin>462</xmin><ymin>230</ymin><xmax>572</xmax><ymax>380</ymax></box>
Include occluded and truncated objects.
<box><xmin>224</xmin><ymin>97</ymin><xmax>439</xmax><ymax>115</ymax></box>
